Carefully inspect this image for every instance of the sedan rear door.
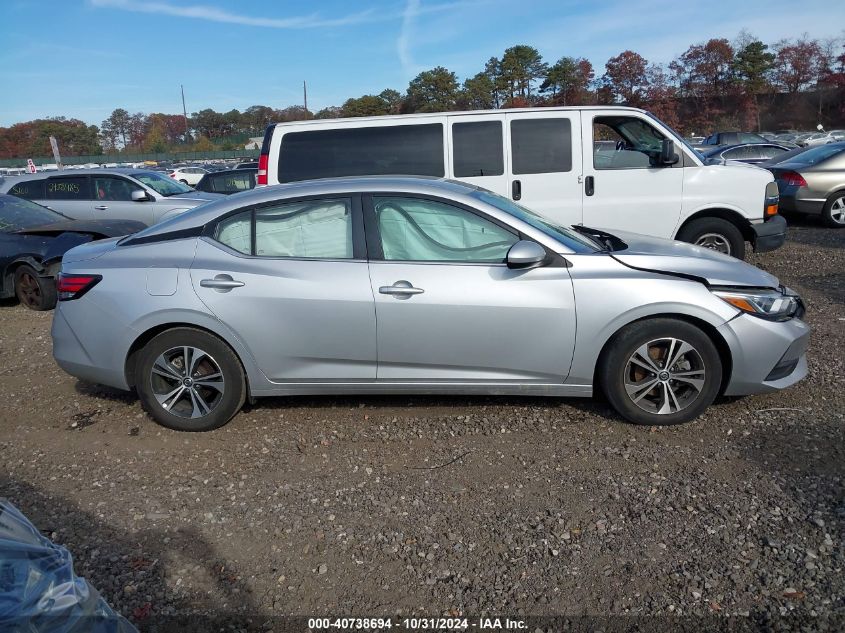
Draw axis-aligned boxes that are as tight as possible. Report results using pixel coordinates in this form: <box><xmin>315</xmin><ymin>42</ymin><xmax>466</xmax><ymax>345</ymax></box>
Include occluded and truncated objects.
<box><xmin>190</xmin><ymin>195</ymin><xmax>377</xmax><ymax>382</ymax></box>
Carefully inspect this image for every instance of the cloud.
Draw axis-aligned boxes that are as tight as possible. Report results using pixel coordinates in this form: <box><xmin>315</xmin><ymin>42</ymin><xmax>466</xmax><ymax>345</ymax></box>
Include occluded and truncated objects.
<box><xmin>88</xmin><ymin>0</ymin><xmax>377</xmax><ymax>29</ymax></box>
<box><xmin>397</xmin><ymin>0</ymin><xmax>421</xmax><ymax>78</ymax></box>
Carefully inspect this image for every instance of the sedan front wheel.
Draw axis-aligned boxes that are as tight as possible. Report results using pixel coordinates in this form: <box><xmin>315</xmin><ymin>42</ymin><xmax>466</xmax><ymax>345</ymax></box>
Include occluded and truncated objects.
<box><xmin>600</xmin><ymin>318</ymin><xmax>723</xmax><ymax>426</ymax></box>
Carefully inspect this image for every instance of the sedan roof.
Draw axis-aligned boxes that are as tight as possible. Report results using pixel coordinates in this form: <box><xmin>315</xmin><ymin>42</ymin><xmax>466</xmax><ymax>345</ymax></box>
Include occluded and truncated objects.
<box><xmin>124</xmin><ymin>176</ymin><xmax>484</xmax><ymax>241</ymax></box>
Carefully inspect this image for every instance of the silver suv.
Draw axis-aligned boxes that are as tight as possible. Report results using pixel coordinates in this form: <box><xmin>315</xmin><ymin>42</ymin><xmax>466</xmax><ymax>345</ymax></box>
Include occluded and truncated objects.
<box><xmin>0</xmin><ymin>168</ymin><xmax>223</xmax><ymax>226</ymax></box>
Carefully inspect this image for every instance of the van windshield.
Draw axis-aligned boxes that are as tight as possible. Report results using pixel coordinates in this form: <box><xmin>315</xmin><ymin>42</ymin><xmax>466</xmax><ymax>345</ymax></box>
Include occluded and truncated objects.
<box><xmin>471</xmin><ymin>190</ymin><xmax>599</xmax><ymax>253</ymax></box>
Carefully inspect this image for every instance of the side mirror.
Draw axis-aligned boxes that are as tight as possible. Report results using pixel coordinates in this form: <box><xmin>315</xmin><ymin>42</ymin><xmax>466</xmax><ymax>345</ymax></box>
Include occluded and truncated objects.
<box><xmin>506</xmin><ymin>240</ymin><xmax>547</xmax><ymax>269</ymax></box>
<box><xmin>661</xmin><ymin>139</ymin><xmax>679</xmax><ymax>165</ymax></box>
<box><xmin>131</xmin><ymin>189</ymin><xmax>149</xmax><ymax>202</ymax></box>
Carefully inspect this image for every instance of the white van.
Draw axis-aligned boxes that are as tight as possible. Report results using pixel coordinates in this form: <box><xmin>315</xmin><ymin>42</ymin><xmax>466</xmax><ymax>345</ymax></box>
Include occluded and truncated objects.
<box><xmin>257</xmin><ymin>106</ymin><xmax>784</xmax><ymax>259</ymax></box>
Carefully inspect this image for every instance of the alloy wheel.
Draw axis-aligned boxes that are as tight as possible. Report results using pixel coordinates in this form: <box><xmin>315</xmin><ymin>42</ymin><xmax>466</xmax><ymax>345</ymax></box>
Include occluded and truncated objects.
<box><xmin>16</xmin><ymin>272</ymin><xmax>42</xmax><ymax>309</ymax></box>
<box><xmin>830</xmin><ymin>197</ymin><xmax>845</xmax><ymax>225</ymax></box>
<box><xmin>694</xmin><ymin>233</ymin><xmax>731</xmax><ymax>254</ymax></box>
<box><xmin>624</xmin><ymin>337</ymin><xmax>707</xmax><ymax>415</ymax></box>
<box><xmin>149</xmin><ymin>346</ymin><xmax>225</xmax><ymax>419</ymax></box>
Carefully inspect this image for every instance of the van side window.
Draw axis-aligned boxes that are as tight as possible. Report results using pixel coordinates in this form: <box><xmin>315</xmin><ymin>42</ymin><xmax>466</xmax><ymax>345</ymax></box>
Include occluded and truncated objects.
<box><xmin>47</xmin><ymin>177</ymin><xmax>91</xmax><ymax>200</ymax></box>
<box><xmin>453</xmin><ymin>121</ymin><xmax>504</xmax><ymax>177</ymax></box>
<box><xmin>278</xmin><ymin>124</ymin><xmax>444</xmax><ymax>183</ymax></box>
<box><xmin>510</xmin><ymin>119</ymin><xmax>572</xmax><ymax>175</ymax></box>
<box><xmin>8</xmin><ymin>179</ymin><xmax>46</xmax><ymax>200</ymax></box>
<box><xmin>592</xmin><ymin>116</ymin><xmax>666</xmax><ymax>170</ymax></box>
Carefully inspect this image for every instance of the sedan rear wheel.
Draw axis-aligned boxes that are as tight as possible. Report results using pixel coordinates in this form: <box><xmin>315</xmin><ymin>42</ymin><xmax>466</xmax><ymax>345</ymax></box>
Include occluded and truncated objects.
<box><xmin>136</xmin><ymin>328</ymin><xmax>246</xmax><ymax>431</ymax></box>
<box><xmin>822</xmin><ymin>193</ymin><xmax>845</xmax><ymax>228</ymax></box>
<box><xmin>14</xmin><ymin>265</ymin><xmax>57</xmax><ymax>311</ymax></box>
<box><xmin>600</xmin><ymin>318</ymin><xmax>722</xmax><ymax>425</ymax></box>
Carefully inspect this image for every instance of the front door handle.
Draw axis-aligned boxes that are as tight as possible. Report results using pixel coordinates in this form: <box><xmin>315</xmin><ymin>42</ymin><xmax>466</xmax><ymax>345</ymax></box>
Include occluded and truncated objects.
<box><xmin>94</xmin><ymin>205</ymin><xmax>108</xmax><ymax>210</ymax></box>
<box><xmin>585</xmin><ymin>175</ymin><xmax>595</xmax><ymax>196</ymax></box>
<box><xmin>379</xmin><ymin>280</ymin><xmax>424</xmax><ymax>297</ymax></box>
<box><xmin>200</xmin><ymin>274</ymin><xmax>245</xmax><ymax>292</ymax></box>
<box><xmin>512</xmin><ymin>179</ymin><xmax>522</xmax><ymax>201</ymax></box>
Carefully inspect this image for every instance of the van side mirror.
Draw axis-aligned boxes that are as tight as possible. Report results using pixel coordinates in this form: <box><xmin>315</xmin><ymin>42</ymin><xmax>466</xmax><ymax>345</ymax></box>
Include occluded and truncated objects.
<box><xmin>506</xmin><ymin>240</ymin><xmax>547</xmax><ymax>269</ymax></box>
<box><xmin>131</xmin><ymin>189</ymin><xmax>149</xmax><ymax>202</ymax></box>
<box><xmin>661</xmin><ymin>139</ymin><xmax>679</xmax><ymax>165</ymax></box>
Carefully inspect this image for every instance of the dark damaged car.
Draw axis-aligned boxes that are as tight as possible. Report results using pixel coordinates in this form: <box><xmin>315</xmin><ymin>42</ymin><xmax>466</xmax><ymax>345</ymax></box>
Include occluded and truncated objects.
<box><xmin>0</xmin><ymin>194</ymin><xmax>144</xmax><ymax>310</ymax></box>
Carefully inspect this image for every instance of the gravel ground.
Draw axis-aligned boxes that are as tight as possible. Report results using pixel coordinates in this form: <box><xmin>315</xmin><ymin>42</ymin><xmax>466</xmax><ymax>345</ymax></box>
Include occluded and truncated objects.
<box><xmin>0</xmin><ymin>216</ymin><xmax>842</xmax><ymax>632</ymax></box>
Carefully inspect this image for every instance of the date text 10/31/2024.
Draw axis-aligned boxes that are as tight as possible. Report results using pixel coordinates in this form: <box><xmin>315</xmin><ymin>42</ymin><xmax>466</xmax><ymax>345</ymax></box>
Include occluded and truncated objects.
<box><xmin>307</xmin><ymin>617</ymin><xmax>528</xmax><ymax>630</ymax></box>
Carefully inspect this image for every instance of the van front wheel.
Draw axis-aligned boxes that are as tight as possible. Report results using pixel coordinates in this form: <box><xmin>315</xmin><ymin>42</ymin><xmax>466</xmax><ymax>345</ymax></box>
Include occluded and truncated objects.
<box><xmin>676</xmin><ymin>218</ymin><xmax>745</xmax><ymax>259</ymax></box>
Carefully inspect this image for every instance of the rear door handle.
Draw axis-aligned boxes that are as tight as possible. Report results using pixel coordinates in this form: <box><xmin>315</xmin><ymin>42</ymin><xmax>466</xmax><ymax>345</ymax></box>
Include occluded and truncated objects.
<box><xmin>379</xmin><ymin>280</ymin><xmax>424</xmax><ymax>296</ymax></box>
<box><xmin>94</xmin><ymin>205</ymin><xmax>108</xmax><ymax>210</ymax></box>
<box><xmin>200</xmin><ymin>274</ymin><xmax>245</xmax><ymax>291</ymax></box>
<box><xmin>585</xmin><ymin>175</ymin><xmax>595</xmax><ymax>196</ymax></box>
<box><xmin>512</xmin><ymin>179</ymin><xmax>522</xmax><ymax>201</ymax></box>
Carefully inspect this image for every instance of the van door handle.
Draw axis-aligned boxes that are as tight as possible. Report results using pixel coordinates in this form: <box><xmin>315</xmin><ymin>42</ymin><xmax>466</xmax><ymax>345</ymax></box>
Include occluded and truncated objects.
<box><xmin>94</xmin><ymin>205</ymin><xmax>108</xmax><ymax>210</ymax></box>
<box><xmin>585</xmin><ymin>175</ymin><xmax>595</xmax><ymax>196</ymax></box>
<box><xmin>512</xmin><ymin>179</ymin><xmax>522</xmax><ymax>201</ymax></box>
<box><xmin>379</xmin><ymin>280</ymin><xmax>424</xmax><ymax>297</ymax></box>
<box><xmin>200</xmin><ymin>274</ymin><xmax>245</xmax><ymax>291</ymax></box>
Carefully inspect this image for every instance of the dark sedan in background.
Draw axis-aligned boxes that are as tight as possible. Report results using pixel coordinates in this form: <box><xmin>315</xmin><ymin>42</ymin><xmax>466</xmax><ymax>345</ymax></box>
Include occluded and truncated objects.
<box><xmin>0</xmin><ymin>194</ymin><xmax>144</xmax><ymax>310</ymax></box>
<box><xmin>194</xmin><ymin>167</ymin><xmax>257</xmax><ymax>195</ymax></box>
<box><xmin>764</xmin><ymin>142</ymin><xmax>845</xmax><ymax>227</ymax></box>
<box><xmin>699</xmin><ymin>143</ymin><xmax>792</xmax><ymax>165</ymax></box>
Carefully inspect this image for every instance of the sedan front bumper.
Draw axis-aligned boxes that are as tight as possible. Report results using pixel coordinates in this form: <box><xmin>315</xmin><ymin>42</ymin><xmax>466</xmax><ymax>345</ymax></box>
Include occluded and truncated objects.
<box><xmin>718</xmin><ymin>313</ymin><xmax>810</xmax><ymax>396</ymax></box>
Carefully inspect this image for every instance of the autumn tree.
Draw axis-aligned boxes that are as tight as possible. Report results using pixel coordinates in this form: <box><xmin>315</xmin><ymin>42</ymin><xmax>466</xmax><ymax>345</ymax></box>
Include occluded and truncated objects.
<box><xmin>541</xmin><ymin>57</ymin><xmax>594</xmax><ymax>105</ymax></box>
<box><xmin>406</xmin><ymin>66</ymin><xmax>459</xmax><ymax>112</ymax></box>
<box><xmin>733</xmin><ymin>40</ymin><xmax>775</xmax><ymax>130</ymax></box>
<box><xmin>499</xmin><ymin>45</ymin><xmax>547</xmax><ymax>103</ymax></box>
<box><xmin>603</xmin><ymin>51</ymin><xmax>649</xmax><ymax>105</ymax></box>
<box><xmin>773</xmin><ymin>37</ymin><xmax>823</xmax><ymax>93</ymax></box>
<box><xmin>100</xmin><ymin>108</ymin><xmax>131</xmax><ymax>150</ymax></box>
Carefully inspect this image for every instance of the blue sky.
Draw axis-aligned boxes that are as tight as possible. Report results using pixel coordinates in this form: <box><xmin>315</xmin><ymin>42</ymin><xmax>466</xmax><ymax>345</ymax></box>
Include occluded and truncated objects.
<box><xmin>0</xmin><ymin>0</ymin><xmax>842</xmax><ymax>126</ymax></box>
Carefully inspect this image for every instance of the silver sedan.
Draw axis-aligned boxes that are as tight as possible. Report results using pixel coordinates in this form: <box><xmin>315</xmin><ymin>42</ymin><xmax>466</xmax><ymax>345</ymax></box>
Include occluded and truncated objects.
<box><xmin>52</xmin><ymin>177</ymin><xmax>809</xmax><ymax>431</ymax></box>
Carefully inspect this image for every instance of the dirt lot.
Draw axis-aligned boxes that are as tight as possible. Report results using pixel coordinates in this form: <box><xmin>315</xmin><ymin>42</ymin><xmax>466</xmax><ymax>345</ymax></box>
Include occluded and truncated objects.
<box><xmin>1</xmin><ymin>217</ymin><xmax>843</xmax><ymax>631</ymax></box>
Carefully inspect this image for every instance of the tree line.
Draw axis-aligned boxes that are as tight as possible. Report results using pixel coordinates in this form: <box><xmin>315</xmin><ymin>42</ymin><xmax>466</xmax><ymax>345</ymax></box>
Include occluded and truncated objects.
<box><xmin>1</xmin><ymin>32</ymin><xmax>843</xmax><ymax>159</ymax></box>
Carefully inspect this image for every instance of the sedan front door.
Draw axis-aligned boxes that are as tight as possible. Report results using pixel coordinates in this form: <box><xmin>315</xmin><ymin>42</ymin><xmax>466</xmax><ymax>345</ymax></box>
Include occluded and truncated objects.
<box><xmin>191</xmin><ymin>195</ymin><xmax>377</xmax><ymax>382</ymax></box>
<box><xmin>364</xmin><ymin>194</ymin><xmax>576</xmax><ymax>383</ymax></box>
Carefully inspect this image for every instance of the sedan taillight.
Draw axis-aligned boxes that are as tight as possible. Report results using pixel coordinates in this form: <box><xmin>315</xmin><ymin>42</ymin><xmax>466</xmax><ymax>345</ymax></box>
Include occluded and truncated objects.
<box><xmin>779</xmin><ymin>171</ymin><xmax>807</xmax><ymax>187</ymax></box>
<box><xmin>57</xmin><ymin>273</ymin><xmax>101</xmax><ymax>301</ymax></box>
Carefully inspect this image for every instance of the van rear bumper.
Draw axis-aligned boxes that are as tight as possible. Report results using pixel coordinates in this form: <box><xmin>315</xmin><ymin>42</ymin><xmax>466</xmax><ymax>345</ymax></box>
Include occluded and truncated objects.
<box><xmin>751</xmin><ymin>215</ymin><xmax>787</xmax><ymax>253</ymax></box>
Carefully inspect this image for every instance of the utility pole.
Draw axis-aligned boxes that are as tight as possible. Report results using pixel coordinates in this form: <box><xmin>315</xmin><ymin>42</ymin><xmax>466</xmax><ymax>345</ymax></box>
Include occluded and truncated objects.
<box><xmin>303</xmin><ymin>80</ymin><xmax>308</xmax><ymax>113</ymax></box>
<box><xmin>181</xmin><ymin>84</ymin><xmax>189</xmax><ymax>143</ymax></box>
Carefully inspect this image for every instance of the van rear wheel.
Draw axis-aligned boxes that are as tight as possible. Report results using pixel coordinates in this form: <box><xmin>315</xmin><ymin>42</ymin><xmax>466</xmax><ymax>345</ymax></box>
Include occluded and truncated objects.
<box><xmin>677</xmin><ymin>218</ymin><xmax>745</xmax><ymax>259</ymax></box>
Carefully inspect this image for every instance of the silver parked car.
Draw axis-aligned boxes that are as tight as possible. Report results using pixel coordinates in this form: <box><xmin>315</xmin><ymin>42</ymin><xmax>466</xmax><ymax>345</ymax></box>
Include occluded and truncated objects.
<box><xmin>0</xmin><ymin>168</ymin><xmax>223</xmax><ymax>226</ymax></box>
<box><xmin>52</xmin><ymin>177</ymin><xmax>809</xmax><ymax>431</ymax></box>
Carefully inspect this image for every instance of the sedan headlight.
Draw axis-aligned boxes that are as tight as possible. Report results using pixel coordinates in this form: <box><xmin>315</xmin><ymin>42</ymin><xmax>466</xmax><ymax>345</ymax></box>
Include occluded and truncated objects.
<box><xmin>712</xmin><ymin>286</ymin><xmax>803</xmax><ymax>321</ymax></box>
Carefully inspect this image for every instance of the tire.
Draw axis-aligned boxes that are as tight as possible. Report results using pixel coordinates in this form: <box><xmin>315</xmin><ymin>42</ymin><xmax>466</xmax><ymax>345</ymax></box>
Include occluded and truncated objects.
<box><xmin>135</xmin><ymin>327</ymin><xmax>246</xmax><ymax>431</ymax></box>
<box><xmin>821</xmin><ymin>192</ymin><xmax>845</xmax><ymax>228</ymax></box>
<box><xmin>179</xmin><ymin>179</ymin><xmax>189</xmax><ymax>185</ymax></box>
<box><xmin>14</xmin><ymin>265</ymin><xmax>57</xmax><ymax>311</ymax></box>
<box><xmin>599</xmin><ymin>318</ymin><xmax>723</xmax><ymax>426</ymax></box>
<box><xmin>676</xmin><ymin>217</ymin><xmax>746</xmax><ymax>259</ymax></box>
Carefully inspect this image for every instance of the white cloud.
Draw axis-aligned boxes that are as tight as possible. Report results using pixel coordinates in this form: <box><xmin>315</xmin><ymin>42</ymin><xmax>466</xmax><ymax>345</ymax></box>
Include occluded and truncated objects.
<box><xmin>89</xmin><ymin>0</ymin><xmax>377</xmax><ymax>29</ymax></box>
<box><xmin>397</xmin><ymin>0</ymin><xmax>422</xmax><ymax>78</ymax></box>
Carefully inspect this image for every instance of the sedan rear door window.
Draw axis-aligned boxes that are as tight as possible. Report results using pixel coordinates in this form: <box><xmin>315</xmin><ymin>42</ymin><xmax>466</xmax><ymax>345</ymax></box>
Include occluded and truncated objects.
<box><xmin>47</xmin><ymin>176</ymin><xmax>91</xmax><ymax>200</ymax></box>
<box><xmin>8</xmin><ymin>179</ymin><xmax>46</xmax><ymax>200</ymax></box>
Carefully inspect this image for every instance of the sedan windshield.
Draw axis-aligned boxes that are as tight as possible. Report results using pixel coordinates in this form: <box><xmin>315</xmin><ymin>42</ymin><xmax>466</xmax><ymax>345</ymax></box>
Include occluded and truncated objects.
<box><xmin>0</xmin><ymin>195</ymin><xmax>67</xmax><ymax>231</ymax></box>
<box><xmin>131</xmin><ymin>171</ymin><xmax>193</xmax><ymax>196</ymax></box>
<box><xmin>471</xmin><ymin>190</ymin><xmax>599</xmax><ymax>253</ymax></box>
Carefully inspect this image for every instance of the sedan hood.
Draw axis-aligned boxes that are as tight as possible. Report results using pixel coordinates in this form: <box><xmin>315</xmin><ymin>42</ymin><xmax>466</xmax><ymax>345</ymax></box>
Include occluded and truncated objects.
<box><xmin>15</xmin><ymin>219</ymin><xmax>145</xmax><ymax>237</ymax></box>
<box><xmin>604</xmin><ymin>229</ymin><xmax>780</xmax><ymax>288</ymax></box>
<box><xmin>168</xmin><ymin>191</ymin><xmax>224</xmax><ymax>203</ymax></box>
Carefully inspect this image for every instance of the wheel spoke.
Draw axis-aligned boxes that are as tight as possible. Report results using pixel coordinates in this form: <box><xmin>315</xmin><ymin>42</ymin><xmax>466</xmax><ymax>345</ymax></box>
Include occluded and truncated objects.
<box><xmin>625</xmin><ymin>377</ymin><xmax>659</xmax><ymax>403</ymax></box>
<box><xmin>659</xmin><ymin>382</ymin><xmax>681</xmax><ymax>414</ymax></box>
<box><xmin>193</xmin><ymin>372</ymin><xmax>224</xmax><ymax>391</ymax></box>
<box><xmin>155</xmin><ymin>385</ymin><xmax>186</xmax><ymax>410</ymax></box>
<box><xmin>152</xmin><ymin>358</ymin><xmax>182</xmax><ymax>381</ymax></box>
<box><xmin>632</xmin><ymin>344</ymin><xmax>660</xmax><ymax>372</ymax></box>
<box><xmin>667</xmin><ymin>340</ymin><xmax>693</xmax><ymax>370</ymax></box>
<box><xmin>189</xmin><ymin>389</ymin><xmax>211</xmax><ymax>418</ymax></box>
<box><xmin>187</xmin><ymin>348</ymin><xmax>208</xmax><ymax>376</ymax></box>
